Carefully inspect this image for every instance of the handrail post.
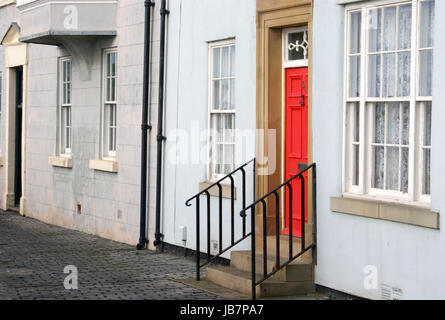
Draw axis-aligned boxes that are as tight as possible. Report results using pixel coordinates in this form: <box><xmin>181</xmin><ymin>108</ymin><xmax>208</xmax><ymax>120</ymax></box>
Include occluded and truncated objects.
<box><xmin>288</xmin><ymin>183</ymin><xmax>293</xmax><ymax>260</ymax></box>
<box><xmin>218</xmin><ymin>183</ymin><xmax>223</xmax><ymax>252</ymax></box>
<box><xmin>205</xmin><ymin>191</ymin><xmax>211</xmax><ymax>262</ymax></box>
<box><xmin>301</xmin><ymin>176</ymin><xmax>305</xmax><ymax>252</ymax></box>
<box><xmin>261</xmin><ymin>200</ymin><xmax>267</xmax><ymax>278</ymax></box>
<box><xmin>196</xmin><ymin>197</ymin><xmax>200</xmax><ymax>281</ymax></box>
<box><xmin>251</xmin><ymin>159</ymin><xmax>256</xmax><ymax>300</ymax></box>
<box><xmin>274</xmin><ymin>191</ymin><xmax>280</xmax><ymax>271</ymax></box>
<box><xmin>312</xmin><ymin>164</ymin><xmax>317</xmax><ymax>265</ymax></box>
<box><xmin>229</xmin><ymin>176</ymin><xmax>235</xmax><ymax>246</ymax></box>
<box><xmin>251</xmin><ymin>207</ymin><xmax>256</xmax><ymax>300</ymax></box>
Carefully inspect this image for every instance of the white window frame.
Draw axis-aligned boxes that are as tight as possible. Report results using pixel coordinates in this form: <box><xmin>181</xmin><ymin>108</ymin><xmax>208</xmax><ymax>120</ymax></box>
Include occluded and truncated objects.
<box><xmin>0</xmin><ymin>71</ymin><xmax>2</xmax><ymax>155</ymax></box>
<box><xmin>59</xmin><ymin>57</ymin><xmax>72</xmax><ymax>157</ymax></box>
<box><xmin>207</xmin><ymin>39</ymin><xmax>236</xmax><ymax>182</ymax></box>
<box><xmin>343</xmin><ymin>0</ymin><xmax>434</xmax><ymax>205</ymax></box>
<box><xmin>102</xmin><ymin>48</ymin><xmax>118</xmax><ymax>160</ymax></box>
<box><xmin>282</xmin><ymin>26</ymin><xmax>309</xmax><ymax>69</ymax></box>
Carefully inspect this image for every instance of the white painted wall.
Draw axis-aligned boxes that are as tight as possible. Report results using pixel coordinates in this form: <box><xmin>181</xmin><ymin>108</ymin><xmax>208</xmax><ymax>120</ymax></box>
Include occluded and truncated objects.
<box><xmin>313</xmin><ymin>0</ymin><xmax>445</xmax><ymax>299</ymax></box>
<box><xmin>161</xmin><ymin>0</ymin><xmax>257</xmax><ymax>257</ymax></box>
<box><xmin>0</xmin><ymin>3</ymin><xmax>19</xmax><ymax>208</ymax></box>
<box><xmin>22</xmin><ymin>0</ymin><xmax>161</xmax><ymax>245</ymax></box>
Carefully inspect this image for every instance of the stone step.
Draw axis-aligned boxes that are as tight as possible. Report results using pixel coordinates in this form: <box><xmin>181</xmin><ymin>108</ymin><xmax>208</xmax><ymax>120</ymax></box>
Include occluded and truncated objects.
<box><xmin>206</xmin><ymin>265</ymin><xmax>314</xmax><ymax>298</ymax></box>
<box><xmin>230</xmin><ymin>251</ymin><xmax>312</xmax><ymax>282</ymax></box>
<box><xmin>255</xmin><ymin>236</ymin><xmax>313</xmax><ymax>263</ymax></box>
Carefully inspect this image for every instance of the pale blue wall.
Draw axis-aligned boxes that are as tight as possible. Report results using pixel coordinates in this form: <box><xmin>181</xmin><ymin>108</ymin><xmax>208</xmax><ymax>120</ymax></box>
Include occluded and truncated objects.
<box><xmin>161</xmin><ymin>0</ymin><xmax>257</xmax><ymax>256</ymax></box>
<box><xmin>313</xmin><ymin>0</ymin><xmax>445</xmax><ymax>299</ymax></box>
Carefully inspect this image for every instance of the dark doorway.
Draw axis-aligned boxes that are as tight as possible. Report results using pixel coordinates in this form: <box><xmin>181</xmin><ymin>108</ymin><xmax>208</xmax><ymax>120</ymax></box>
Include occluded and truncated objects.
<box><xmin>14</xmin><ymin>67</ymin><xmax>23</xmax><ymax>207</ymax></box>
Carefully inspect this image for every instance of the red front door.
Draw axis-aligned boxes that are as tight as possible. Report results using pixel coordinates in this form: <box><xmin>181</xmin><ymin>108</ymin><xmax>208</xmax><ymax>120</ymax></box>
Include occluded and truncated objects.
<box><xmin>283</xmin><ymin>67</ymin><xmax>308</xmax><ymax>238</ymax></box>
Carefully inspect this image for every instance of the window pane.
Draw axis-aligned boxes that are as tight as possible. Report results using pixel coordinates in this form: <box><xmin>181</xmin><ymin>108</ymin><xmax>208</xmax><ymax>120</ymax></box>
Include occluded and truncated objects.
<box><xmin>214</xmin><ymin>114</ymin><xmax>222</xmax><ymax>143</ymax></box>
<box><xmin>397</xmin><ymin>52</ymin><xmax>411</xmax><ymax>97</ymax></box>
<box><xmin>382</xmin><ymin>53</ymin><xmax>395</xmax><ymax>98</ymax></box>
<box><xmin>349</xmin><ymin>11</ymin><xmax>361</xmax><ymax>54</ymax></box>
<box><xmin>107</xmin><ymin>53</ymin><xmax>111</xmax><ymax>77</ymax></box>
<box><xmin>215</xmin><ymin>144</ymin><xmax>223</xmax><ymax>174</ymax></box>
<box><xmin>368</xmin><ymin>8</ymin><xmax>382</xmax><ymax>52</ymax></box>
<box><xmin>424</xmin><ymin>102</ymin><xmax>432</xmax><ymax>146</ymax></box>
<box><xmin>213</xmin><ymin>48</ymin><xmax>220</xmax><ymax>78</ymax></box>
<box><xmin>353</xmin><ymin>102</ymin><xmax>360</xmax><ymax>142</ymax></box>
<box><xmin>66</xmin><ymin>61</ymin><xmax>71</xmax><ymax>82</ymax></box>
<box><xmin>368</xmin><ymin>54</ymin><xmax>381</xmax><ymax>97</ymax></box>
<box><xmin>224</xmin><ymin>144</ymin><xmax>234</xmax><ymax>174</ymax></box>
<box><xmin>230</xmin><ymin>79</ymin><xmax>235</xmax><ymax>109</ymax></box>
<box><xmin>111</xmin><ymin>77</ymin><xmax>116</xmax><ymax>101</ymax></box>
<box><xmin>352</xmin><ymin>144</ymin><xmax>359</xmax><ymax>186</ymax></box>
<box><xmin>374</xmin><ymin>103</ymin><xmax>385</xmax><ymax>144</ymax></box>
<box><xmin>213</xmin><ymin>80</ymin><xmax>220</xmax><ymax>109</ymax></box>
<box><xmin>386</xmin><ymin>103</ymin><xmax>400</xmax><ymax>145</ymax></box>
<box><xmin>419</xmin><ymin>0</ymin><xmax>435</xmax><ymax>49</ymax></box>
<box><xmin>349</xmin><ymin>56</ymin><xmax>360</xmax><ymax>98</ymax></box>
<box><xmin>419</xmin><ymin>49</ymin><xmax>433</xmax><ymax>96</ymax></box>
<box><xmin>398</xmin><ymin>4</ymin><xmax>412</xmax><ymax>50</ymax></box>
<box><xmin>224</xmin><ymin>114</ymin><xmax>234</xmax><ymax>143</ymax></box>
<box><xmin>230</xmin><ymin>46</ymin><xmax>236</xmax><ymax>77</ymax></box>
<box><xmin>386</xmin><ymin>146</ymin><xmax>399</xmax><ymax>191</ymax></box>
<box><xmin>67</xmin><ymin>83</ymin><xmax>71</xmax><ymax>104</ymax></box>
<box><xmin>423</xmin><ymin>148</ymin><xmax>431</xmax><ymax>195</ymax></box>
<box><xmin>221</xmin><ymin>79</ymin><xmax>229</xmax><ymax>110</ymax></box>
<box><xmin>221</xmin><ymin>47</ymin><xmax>229</xmax><ymax>78</ymax></box>
<box><xmin>401</xmin><ymin>102</ymin><xmax>410</xmax><ymax>145</ymax></box>
<box><xmin>401</xmin><ymin>147</ymin><xmax>409</xmax><ymax>193</ymax></box>
<box><xmin>383</xmin><ymin>6</ymin><xmax>397</xmax><ymax>51</ymax></box>
<box><xmin>111</xmin><ymin>53</ymin><xmax>116</xmax><ymax>76</ymax></box>
<box><xmin>372</xmin><ymin>146</ymin><xmax>384</xmax><ymax>189</ymax></box>
<box><xmin>288</xmin><ymin>32</ymin><xmax>306</xmax><ymax>60</ymax></box>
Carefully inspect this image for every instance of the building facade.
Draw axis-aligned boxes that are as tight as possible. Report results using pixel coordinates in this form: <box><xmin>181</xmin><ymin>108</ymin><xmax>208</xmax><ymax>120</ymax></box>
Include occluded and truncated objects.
<box><xmin>0</xmin><ymin>0</ymin><xmax>443</xmax><ymax>300</ymax></box>
<box><xmin>0</xmin><ymin>0</ymin><xmax>161</xmax><ymax>245</ymax></box>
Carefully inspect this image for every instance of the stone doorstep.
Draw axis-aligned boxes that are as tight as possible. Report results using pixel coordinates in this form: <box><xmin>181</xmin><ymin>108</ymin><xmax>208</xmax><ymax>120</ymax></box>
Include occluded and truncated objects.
<box><xmin>230</xmin><ymin>251</ymin><xmax>313</xmax><ymax>282</ymax></box>
<box><xmin>206</xmin><ymin>265</ymin><xmax>315</xmax><ymax>299</ymax></box>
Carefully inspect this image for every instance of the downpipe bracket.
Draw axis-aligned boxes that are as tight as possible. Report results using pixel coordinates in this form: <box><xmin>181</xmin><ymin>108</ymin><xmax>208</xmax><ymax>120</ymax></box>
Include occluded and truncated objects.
<box><xmin>145</xmin><ymin>0</ymin><xmax>155</xmax><ymax>7</ymax></box>
<box><xmin>153</xmin><ymin>233</ymin><xmax>164</xmax><ymax>247</ymax></box>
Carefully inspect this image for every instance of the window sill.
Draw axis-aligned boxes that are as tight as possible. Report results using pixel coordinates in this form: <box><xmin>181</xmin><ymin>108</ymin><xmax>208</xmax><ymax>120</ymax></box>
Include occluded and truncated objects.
<box><xmin>199</xmin><ymin>181</ymin><xmax>237</xmax><ymax>200</ymax></box>
<box><xmin>89</xmin><ymin>159</ymin><xmax>118</xmax><ymax>173</ymax></box>
<box><xmin>0</xmin><ymin>0</ymin><xmax>16</xmax><ymax>9</ymax></box>
<box><xmin>48</xmin><ymin>156</ymin><xmax>73</xmax><ymax>169</ymax></box>
<box><xmin>330</xmin><ymin>196</ymin><xmax>440</xmax><ymax>230</ymax></box>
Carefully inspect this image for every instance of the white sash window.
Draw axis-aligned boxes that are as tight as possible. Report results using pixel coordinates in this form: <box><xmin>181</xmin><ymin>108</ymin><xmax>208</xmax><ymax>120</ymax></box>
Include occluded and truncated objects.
<box><xmin>60</xmin><ymin>57</ymin><xmax>72</xmax><ymax>156</ymax></box>
<box><xmin>208</xmin><ymin>40</ymin><xmax>236</xmax><ymax>180</ymax></box>
<box><xmin>344</xmin><ymin>0</ymin><xmax>434</xmax><ymax>204</ymax></box>
<box><xmin>103</xmin><ymin>49</ymin><xmax>117</xmax><ymax>159</ymax></box>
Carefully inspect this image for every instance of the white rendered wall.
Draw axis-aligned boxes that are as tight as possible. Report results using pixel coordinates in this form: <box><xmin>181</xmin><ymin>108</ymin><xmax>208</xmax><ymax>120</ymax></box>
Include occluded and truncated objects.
<box><xmin>312</xmin><ymin>0</ymin><xmax>445</xmax><ymax>299</ymax></box>
<box><xmin>161</xmin><ymin>0</ymin><xmax>257</xmax><ymax>257</ymax></box>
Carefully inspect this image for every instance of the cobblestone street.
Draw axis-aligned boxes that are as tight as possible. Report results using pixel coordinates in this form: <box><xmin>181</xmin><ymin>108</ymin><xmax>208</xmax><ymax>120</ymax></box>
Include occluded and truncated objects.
<box><xmin>0</xmin><ymin>211</ymin><xmax>219</xmax><ymax>300</ymax></box>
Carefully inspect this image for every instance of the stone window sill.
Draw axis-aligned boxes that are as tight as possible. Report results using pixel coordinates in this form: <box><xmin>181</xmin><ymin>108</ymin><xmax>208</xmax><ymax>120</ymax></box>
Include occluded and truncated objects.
<box><xmin>49</xmin><ymin>156</ymin><xmax>72</xmax><ymax>168</ymax></box>
<box><xmin>89</xmin><ymin>159</ymin><xmax>118</xmax><ymax>173</ymax></box>
<box><xmin>199</xmin><ymin>181</ymin><xmax>237</xmax><ymax>200</ymax></box>
<box><xmin>330</xmin><ymin>196</ymin><xmax>440</xmax><ymax>230</ymax></box>
<box><xmin>0</xmin><ymin>0</ymin><xmax>16</xmax><ymax>9</ymax></box>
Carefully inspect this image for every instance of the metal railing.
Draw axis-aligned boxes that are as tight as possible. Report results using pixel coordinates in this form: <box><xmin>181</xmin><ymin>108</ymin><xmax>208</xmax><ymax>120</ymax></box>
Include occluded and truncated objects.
<box><xmin>185</xmin><ymin>159</ymin><xmax>256</xmax><ymax>281</ymax></box>
<box><xmin>185</xmin><ymin>160</ymin><xmax>317</xmax><ymax>300</ymax></box>
<box><xmin>240</xmin><ymin>163</ymin><xmax>317</xmax><ymax>300</ymax></box>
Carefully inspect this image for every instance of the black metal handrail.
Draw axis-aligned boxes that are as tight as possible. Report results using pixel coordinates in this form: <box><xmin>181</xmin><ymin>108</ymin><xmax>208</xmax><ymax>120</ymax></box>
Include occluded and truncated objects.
<box><xmin>185</xmin><ymin>159</ymin><xmax>256</xmax><ymax>280</ymax></box>
<box><xmin>240</xmin><ymin>163</ymin><xmax>317</xmax><ymax>300</ymax></box>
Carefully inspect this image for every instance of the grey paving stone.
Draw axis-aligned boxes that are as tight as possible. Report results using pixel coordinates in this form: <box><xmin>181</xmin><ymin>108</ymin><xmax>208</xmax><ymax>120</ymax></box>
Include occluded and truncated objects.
<box><xmin>0</xmin><ymin>211</ymin><xmax>219</xmax><ymax>300</ymax></box>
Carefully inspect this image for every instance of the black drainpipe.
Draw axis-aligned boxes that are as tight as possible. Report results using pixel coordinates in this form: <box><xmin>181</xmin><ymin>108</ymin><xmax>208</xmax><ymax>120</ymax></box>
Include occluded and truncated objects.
<box><xmin>137</xmin><ymin>0</ymin><xmax>155</xmax><ymax>250</ymax></box>
<box><xmin>154</xmin><ymin>0</ymin><xmax>169</xmax><ymax>247</ymax></box>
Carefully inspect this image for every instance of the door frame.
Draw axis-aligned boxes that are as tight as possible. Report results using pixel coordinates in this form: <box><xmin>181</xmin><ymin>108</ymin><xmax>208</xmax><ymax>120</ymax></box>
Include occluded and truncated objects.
<box><xmin>1</xmin><ymin>24</ymin><xmax>28</xmax><ymax>214</ymax></box>
<box><xmin>281</xmin><ymin>27</ymin><xmax>309</xmax><ymax>232</ymax></box>
<box><xmin>256</xmin><ymin>0</ymin><xmax>313</xmax><ymax>242</ymax></box>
